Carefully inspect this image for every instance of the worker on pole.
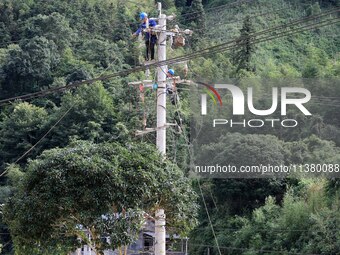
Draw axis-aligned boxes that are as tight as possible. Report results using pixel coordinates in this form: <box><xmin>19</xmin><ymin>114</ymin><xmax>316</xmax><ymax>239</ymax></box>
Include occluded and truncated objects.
<box><xmin>132</xmin><ymin>12</ymin><xmax>158</xmax><ymax>61</ymax></box>
<box><xmin>166</xmin><ymin>68</ymin><xmax>179</xmax><ymax>105</ymax></box>
<box><xmin>166</xmin><ymin>68</ymin><xmax>175</xmax><ymax>91</ymax></box>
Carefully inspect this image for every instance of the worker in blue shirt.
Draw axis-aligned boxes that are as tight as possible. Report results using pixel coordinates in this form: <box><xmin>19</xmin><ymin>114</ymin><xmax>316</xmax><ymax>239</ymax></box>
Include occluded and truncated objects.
<box><xmin>166</xmin><ymin>69</ymin><xmax>179</xmax><ymax>105</ymax></box>
<box><xmin>132</xmin><ymin>12</ymin><xmax>157</xmax><ymax>61</ymax></box>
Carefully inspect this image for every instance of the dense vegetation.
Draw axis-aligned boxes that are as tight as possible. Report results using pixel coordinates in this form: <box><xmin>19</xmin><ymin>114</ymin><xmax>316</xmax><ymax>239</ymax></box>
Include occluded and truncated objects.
<box><xmin>0</xmin><ymin>0</ymin><xmax>339</xmax><ymax>254</ymax></box>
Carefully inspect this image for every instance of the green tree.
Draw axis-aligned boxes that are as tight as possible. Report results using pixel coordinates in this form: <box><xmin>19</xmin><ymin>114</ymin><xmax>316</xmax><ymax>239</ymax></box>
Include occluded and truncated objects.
<box><xmin>113</xmin><ymin>1</ymin><xmax>132</xmax><ymax>42</ymax></box>
<box><xmin>4</xmin><ymin>140</ymin><xmax>198</xmax><ymax>254</ymax></box>
<box><xmin>190</xmin><ymin>181</ymin><xmax>340</xmax><ymax>255</ymax></box>
<box><xmin>232</xmin><ymin>15</ymin><xmax>256</xmax><ymax>74</ymax></box>
<box><xmin>196</xmin><ymin>133</ymin><xmax>289</xmax><ymax>214</ymax></box>
<box><xmin>45</xmin><ymin>82</ymin><xmax>119</xmax><ymax>148</ymax></box>
<box><xmin>0</xmin><ymin>102</ymin><xmax>48</xmax><ymax>171</ymax></box>
<box><xmin>22</xmin><ymin>12</ymin><xmax>74</xmax><ymax>51</ymax></box>
<box><xmin>190</xmin><ymin>0</ymin><xmax>206</xmax><ymax>29</ymax></box>
<box><xmin>77</xmin><ymin>39</ymin><xmax>124</xmax><ymax>69</ymax></box>
<box><xmin>175</xmin><ymin>0</ymin><xmax>187</xmax><ymax>8</ymax></box>
<box><xmin>0</xmin><ymin>165</ymin><xmax>24</xmax><ymax>254</ymax></box>
<box><xmin>187</xmin><ymin>0</ymin><xmax>206</xmax><ymax>47</ymax></box>
<box><xmin>307</xmin><ymin>2</ymin><xmax>321</xmax><ymax>16</ymax></box>
<box><xmin>0</xmin><ymin>22</ymin><xmax>11</xmax><ymax>44</ymax></box>
<box><xmin>0</xmin><ymin>37</ymin><xmax>59</xmax><ymax>99</ymax></box>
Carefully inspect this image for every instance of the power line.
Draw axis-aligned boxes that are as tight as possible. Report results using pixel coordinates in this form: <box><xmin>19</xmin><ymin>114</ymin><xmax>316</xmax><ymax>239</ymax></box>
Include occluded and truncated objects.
<box><xmin>157</xmin><ymin>18</ymin><xmax>340</xmax><ymax>84</ymax></box>
<box><xmin>188</xmin><ymin>8</ymin><xmax>340</xmax><ymax>57</ymax></box>
<box><xmin>0</xmin><ymin>53</ymin><xmax>124</xmax><ymax>178</ymax></box>
<box><xmin>2</xmin><ymin>18</ymin><xmax>338</xmax><ymax>106</ymax></box>
<box><xmin>0</xmin><ymin>17</ymin><xmax>336</xmax><ymax>106</ymax></box>
<box><xmin>251</xmin><ymin>8</ymin><xmax>339</xmax><ymax>38</ymax></box>
<box><xmin>0</xmin><ymin>10</ymin><xmax>338</xmax><ymax>106</ymax></box>
<box><xmin>0</xmin><ymin>105</ymin><xmax>74</xmax><ymax>178</ymax></box>
<box><xmin>0</xmin><ymin>0</ymin><xmax>326</xmax><ymax>49</ymax></box>
<box><xmin>179</xmin><ymin>7</ymin><xmax>339</xmax><ymax>65</ymax></box>
<box><xmin>166</xmin><ymin>91</ymin><xmax>325</xmax><ymax>255</ymax></box>
<box><xmin>197</xmin><ymin>180</ymin><xmax>222</xmax><ymax>255</ymax></box>
<box><xmin>166</xmin><ymin>8</ymin><xmax>340</xmax><ymax>63</ymax></box>
<box><xmin>177</xmin><ymin>15</ymin><xmax>340</xmax><ymax>65</ymax></box>
<box><xmin>181</xmin><ymin>5</ymin><xmax>340</xmax><ymax>60</ymax></box>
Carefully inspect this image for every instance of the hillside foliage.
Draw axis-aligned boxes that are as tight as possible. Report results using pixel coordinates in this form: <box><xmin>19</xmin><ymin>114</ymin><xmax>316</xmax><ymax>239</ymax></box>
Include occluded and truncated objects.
<box><xmin>0</xmin><ymin>0</ymin><xmax>339</xmax><ymax>254</ymax></box>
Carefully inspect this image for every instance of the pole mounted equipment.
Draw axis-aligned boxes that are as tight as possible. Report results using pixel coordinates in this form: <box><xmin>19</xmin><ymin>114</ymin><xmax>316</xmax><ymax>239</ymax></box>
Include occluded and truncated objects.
<box><xmin>124</xmin><ymin>3</ymin><xmax>194</xmax><ymax>253</ymax></box>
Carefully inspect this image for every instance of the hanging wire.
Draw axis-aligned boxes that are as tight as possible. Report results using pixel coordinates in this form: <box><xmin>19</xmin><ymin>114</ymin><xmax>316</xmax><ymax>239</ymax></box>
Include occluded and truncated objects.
<box><xmin>0</xmin><ymin>104</ymin><xmax>75</xmax><ymax>178</ymax></box>
<box><xmin>1</xmin><ymin>9</ymin><xmax>338</xmax><ymax>106</ymax></box>
<box><xmin>198</xmin><ymin>179</ymin><xmax>222</xmax><ymax>255</ymax></box>
<box><xmin>0</xmin><ymin>43</ymin><xmax>129</xmax><ymax>178</ymax></box>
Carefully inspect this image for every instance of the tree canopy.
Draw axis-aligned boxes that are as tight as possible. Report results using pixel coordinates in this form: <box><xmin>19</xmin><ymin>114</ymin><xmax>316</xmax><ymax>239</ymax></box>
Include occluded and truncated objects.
<box><xmin>4</xmin><ymin>140</ymin><xmax>198</xmax><ymax>254</ymax></box>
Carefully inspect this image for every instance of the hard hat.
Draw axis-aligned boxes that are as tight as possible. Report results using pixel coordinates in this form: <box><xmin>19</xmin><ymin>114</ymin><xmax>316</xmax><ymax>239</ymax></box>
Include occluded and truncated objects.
<box><xmin>140</xmin><ymin>12</ymin><xmax>148</xmax><ymax>20</ymax></box>
<box><xmin>168</xmin><ymin>69</ymin><xmax>175</xmax><ymax>75</ymax></box>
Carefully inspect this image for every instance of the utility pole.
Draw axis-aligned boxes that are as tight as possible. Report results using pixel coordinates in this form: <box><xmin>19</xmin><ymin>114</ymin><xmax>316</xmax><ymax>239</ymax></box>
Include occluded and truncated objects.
<box><xmin>156</xmin><ymin>2</ymin><xmax>167</xmax><ymax>155</ymax></box>
<box><xmin>129</xmin><ymin>3</ymin><xmax>193</xmax><ymax>255</ymax></box>
<box><xmin>155</xmin><ymin>4</ymin><xmax>167</xmax><ymax>255</ymax></box>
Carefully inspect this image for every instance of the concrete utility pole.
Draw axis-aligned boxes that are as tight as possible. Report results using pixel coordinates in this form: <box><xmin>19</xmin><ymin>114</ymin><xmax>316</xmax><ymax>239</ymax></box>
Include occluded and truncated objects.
<box><xmin>129</xmin><ymin>3</ymin><xmax>193</xmax><ymax>255</ymax></box>
<box><xmin>156</xmin><ymin>2</ymin><xmax>167</xmax><ymax>155</ymax></box>
<box><xmin>155</xmin><ymin>4</ymin><xmax>167</xmax><ymax>255</ymax></box>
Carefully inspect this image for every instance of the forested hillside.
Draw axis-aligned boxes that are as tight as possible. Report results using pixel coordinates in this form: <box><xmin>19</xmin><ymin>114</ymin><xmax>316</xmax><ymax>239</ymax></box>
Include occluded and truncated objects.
<box><xmin>0</xmin><ymin>0</ymin><xmax>339</xmax><ymax>254</ymax></box>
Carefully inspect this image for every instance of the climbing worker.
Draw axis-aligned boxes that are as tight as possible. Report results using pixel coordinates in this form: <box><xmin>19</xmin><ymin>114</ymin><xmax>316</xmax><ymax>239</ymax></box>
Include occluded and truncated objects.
<box><xmin>132</xmin><ymin>12</ymin><xmax>158</xmax><ymax>61</ymax></box>
<box><xmin>167</xmin><ymin>68</ymin><xmax>175</xmax><ymax>78</ymax></box>
<box><xmin>166</xmin><ymin>68</ymin><xmax>175</xmax><ymax>94</ymax></box>
<box><xmin>166</xmin><ymin>68</ymin><xmax>179</xmax><ymax>105</ymax></box>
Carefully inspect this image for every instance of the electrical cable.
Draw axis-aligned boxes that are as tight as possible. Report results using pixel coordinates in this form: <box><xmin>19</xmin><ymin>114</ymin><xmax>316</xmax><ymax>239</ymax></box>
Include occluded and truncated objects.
<box><xmin>177</xmin><ymin>9</ymin><xmax>340</xmax><ymax>62</ymax></box>
<box><xmin>0</xmin><ymin>10</ymin><xmax>338</xmax><ymax>106</ymax></box>
<box><xmin>0</xmin><ymin>0</ymin><xmax>324</xmax><ymax>48</ymax></box>
<box><xmin>0</xmin><ymin>104</ymin><xmax>74</xmax><ymax>178</ymax></box>
<box><xmin>0</xmin><ymin>51</ymin><xmax>129</xmax><ymax>179</ymax></box>
<box><xmin>197</xmin><ymin>180</ymin><xmax>222</xmax><ymax>255</ymax></box>
<box><xmin>169</xmin><ymin>17</ymin><xmax>340</xmax><ymax>67</ymax></box>
<box><xmin>0</xmin><ymin>0</ymin><xmax>254</xmax><ymax>48</ymax></box>
<box><xmin>0</xmin><ymin>5</ymin><xmax>338</xmax><ymax>254</ymax></box>
<box><xmin>159</xmin><ymin>9</ymin><xmax>340</xmax><ymax>65</ymax></box>
<box><xmin>134</xmin><ymin>14</ymin><xmax>340</xmax><ymax>142</ymax></box>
